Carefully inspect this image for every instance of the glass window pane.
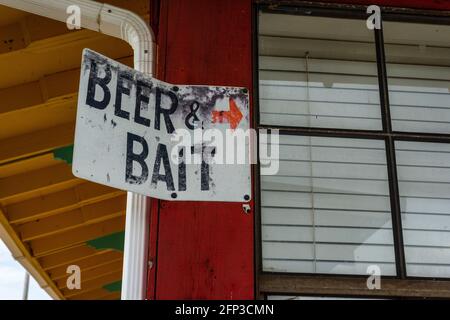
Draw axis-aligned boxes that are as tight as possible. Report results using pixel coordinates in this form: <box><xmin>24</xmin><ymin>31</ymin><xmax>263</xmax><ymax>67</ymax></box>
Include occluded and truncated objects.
<box><xmin>384</xmin><ymin>21</ymin><xmax>450</xmax><ymax>133</ymax></box>
<box><xmin>396</xmin><ymin>141</ymin><xmax>450</xmax><ymax>277</ymax></box>
<box><xmin>268</xmin><ymin>295</ymin><xmax>380</xmax><ymax>300</ymax></box>
<box><xmin>258</xmin><ymin>13</ymin><xmax>382</xmax><ymax>130</ymax></box>
<box><xmin>261</xmin><ymin>135</ymin><xmax>396</xmax><ymax>275</ymax></box>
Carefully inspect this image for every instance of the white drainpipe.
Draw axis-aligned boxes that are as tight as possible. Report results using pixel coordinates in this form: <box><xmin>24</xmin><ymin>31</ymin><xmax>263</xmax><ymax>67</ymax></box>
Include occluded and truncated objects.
<box><xmin>0</xmin><ymin>0</ymin><xmax>154</xmax><ymax>300</ymax></box>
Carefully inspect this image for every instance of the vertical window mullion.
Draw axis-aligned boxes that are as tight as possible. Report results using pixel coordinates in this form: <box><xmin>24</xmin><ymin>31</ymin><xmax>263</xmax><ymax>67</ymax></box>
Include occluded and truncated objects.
<box><xmin>374</xmin><ymin>22</ymin><xmax>407</xmax><ymax>279</ymax></box>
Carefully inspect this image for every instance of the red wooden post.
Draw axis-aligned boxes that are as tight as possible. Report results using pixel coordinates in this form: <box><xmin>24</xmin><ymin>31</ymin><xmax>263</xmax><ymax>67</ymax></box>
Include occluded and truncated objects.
<box><xmin>147</xmin><ymin>0</ymin><xmax>254</xmax><ymax>300</ymax></box>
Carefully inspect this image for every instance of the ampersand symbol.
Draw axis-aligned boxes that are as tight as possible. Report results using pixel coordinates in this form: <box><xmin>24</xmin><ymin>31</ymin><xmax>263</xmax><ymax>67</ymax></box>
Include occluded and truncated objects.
<box><xmin>185</xmin><ymin>101</ymin><xmax>201</xmax><ymax>130</ymax></box>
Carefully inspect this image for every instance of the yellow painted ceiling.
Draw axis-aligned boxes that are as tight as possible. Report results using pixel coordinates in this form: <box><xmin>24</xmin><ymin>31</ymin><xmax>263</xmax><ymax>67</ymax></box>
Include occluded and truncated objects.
<box><xmin>0</xmin><ymin>0</ymin><xmax>150</xmax><ymax>300</ymax></box>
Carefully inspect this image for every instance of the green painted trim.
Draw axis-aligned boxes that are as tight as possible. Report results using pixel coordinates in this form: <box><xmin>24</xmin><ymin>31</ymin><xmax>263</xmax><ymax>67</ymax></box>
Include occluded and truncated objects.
<box><xmin>53</xmin><ymin>145</ymin><xmax>74</xmax><ymax>164</ymax></box>
<box><xmin>86</xmin><ymin>231</ymin><xmax>125</xmax><ymax>252</ymax></box>
<box><xmin>103</xmin><ymin>280</ymin><xmax>122</xmax><ymax>293</ymax></box>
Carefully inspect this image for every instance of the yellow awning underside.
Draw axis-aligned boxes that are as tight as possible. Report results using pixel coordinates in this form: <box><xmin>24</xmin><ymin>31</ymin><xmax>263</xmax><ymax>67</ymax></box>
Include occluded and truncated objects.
<box><xmin>0</xmin><ymin>0</ymin><xmax>149</xmax><ymax>300</ymax></box>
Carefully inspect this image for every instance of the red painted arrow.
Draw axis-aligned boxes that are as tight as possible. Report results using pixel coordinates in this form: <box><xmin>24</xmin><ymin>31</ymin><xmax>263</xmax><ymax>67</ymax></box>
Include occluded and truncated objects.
<box><xmin>212</xmin><ymin>98</ymin><xmax>243</xmax><ymax>129</ymax></box>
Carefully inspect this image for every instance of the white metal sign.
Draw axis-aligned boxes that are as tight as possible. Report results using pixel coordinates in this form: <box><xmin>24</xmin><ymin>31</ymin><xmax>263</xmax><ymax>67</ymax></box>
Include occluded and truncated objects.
<box><xmin>73</xmin><ymin>49</ymin><xmax>251</xmax><ymax>202</ymax></box>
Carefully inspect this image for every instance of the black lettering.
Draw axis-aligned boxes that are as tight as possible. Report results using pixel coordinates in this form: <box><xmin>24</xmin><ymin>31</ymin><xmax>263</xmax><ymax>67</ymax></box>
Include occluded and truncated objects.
<box><xmin>178</xmin><ymin>148</ymin><xmax>186</xmax><ymax>191</ymax></box>
<box><xmin>86</xmin><ymin>60</ymin><xmax>111</xmax><ymax>109</ymax></box>
<box><xmin>155</xmin><ymin>87</ymin><xmax>177</xmax><ymax>133</ymax></box>
<box><xmin>134</xmin><ymin>80</ymin><xmax>151</xmax><ymax>127</ymax></box>
<box><xmin>191</xmin><ymin>145</ymin><xmax>215</xmax><ymax>191</ymax></box>
<box><xmin>115</xmin><ymin>70</ymin><xmax>133</xmax><ymax>120</ymax></box>
<box><xmin>151</xmin><ymin>143</ymin><xmax>175</xmax><ymax>191</ymax></box>
<box><xmin>125</xmin><ymin>133</ymin><xmax>149</xmax><ymax>184</ymax></box>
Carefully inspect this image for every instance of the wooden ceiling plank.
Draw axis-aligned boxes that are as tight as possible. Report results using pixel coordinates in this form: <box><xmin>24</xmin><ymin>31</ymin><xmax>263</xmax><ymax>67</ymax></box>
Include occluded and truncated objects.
<box><xmin>30</xmin><ymin>216</ymin><xmax>125</xmax><ymax>257</ymax></box>
<box><xmin>39</xmin><ymin>245</ymin><xmax>107</xmax><ymax>271</ymax></box>
<box><xmin>0</xmin><ymin>162</ymin><xmax>77</xmax><ymax>201</ymax></box>
<box><xmin>66</xmin><ymin>288</ymin><xmax>110</xmax><ymax>300</ymax></box>
<box><xmin>62</xmin><ymin>270</ymin><xmax>122</xmax><ymax>298</ymax></box>
<box><xmin>0</xmin><ymin>81</ymin><xmax>43</xmax><ymax>116</ymax></box>
<box><xmin>6</xmin><ymin>183</ymin><xmax>123</xmax><ymax>224</ymax></box>
<box><xmin>18</xmin><ymin>194</ymin><xmax>126</xmax><ymax>241</ymax></box>
<box><xmin>55</xmin><ymin>260</ymin><xmax>123</xmax><ymax>289</ymax></box>
<box><xmin>0</xmin><ymin>152</ymin><xmax>56</xmax><ymax>179</ymax></box>
<box><xmin>0</xmin><ymin>20</ymin><xmax>26</xmax><ymax>54</ymax></box>
<box><xmin>49</xmin><ymin>250</ymin><xmax>123</xmax><ymax>281</ymax></box>
<box><xmin>47</xmin><ymin>251</ymin><xmax>123</xmax><ymax>281</ymax></box>
<box><xmin>101</xmin><ymin>292</ymin><xmax>121</xmax><ymax>300</ymax></box>
<box><xmin>0</xmin><ymin>0</ymin><xmax>148</xmax><ymax>57</ymax></box>
<box><xmin>0</xmin><ymin>56</ymin><xmax>132</xmax><ymax>117</ymax></box>
<box><xmin>0</xmin><ymin>123</ymin><xmax>75</xmax><ymax>165</ymax></box>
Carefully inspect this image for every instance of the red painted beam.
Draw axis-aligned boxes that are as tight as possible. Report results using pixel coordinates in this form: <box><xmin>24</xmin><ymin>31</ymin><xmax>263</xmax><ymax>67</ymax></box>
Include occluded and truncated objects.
<box><xmin>148</xmin><ymin>0</ymin><xmax>254</xmax><ymax>300</ymax></box>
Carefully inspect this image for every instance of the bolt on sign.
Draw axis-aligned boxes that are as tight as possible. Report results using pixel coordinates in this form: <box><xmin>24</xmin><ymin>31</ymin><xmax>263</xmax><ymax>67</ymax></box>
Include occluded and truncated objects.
<box><xmin>73</xmin><ymin>49</ymin><xmax>251</xmax><ymax>202</ymax></box>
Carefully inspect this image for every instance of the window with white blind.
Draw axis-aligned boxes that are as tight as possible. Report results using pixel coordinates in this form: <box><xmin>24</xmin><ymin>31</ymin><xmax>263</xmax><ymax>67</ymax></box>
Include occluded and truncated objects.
<box><xmin>268</xmin><ymin>295</ymin><xmax>379</xmax><ymax>300</ymax></box>
<box><xmin>384</xmin><ymin>21</ymin><xmax>450</xmax><ymax>133</ymax></box>
<box><xmin>259</xmin><ymin>13</ymin><xmax>382</xmax><ymax>130</ymax></box>
<box><xmin>257</xmin><ymin>5</ymin><xmax>450</xmax><ymax>287</ymax></box>
<box><xmin>396</xmin><ymin>141</ymin><xmax>450</xmax><ymax>277</ymax></box>
<box><xmin>261</xmin><ymin>136</ymin><xmax>396</xmax><ymax>275</ymax></box>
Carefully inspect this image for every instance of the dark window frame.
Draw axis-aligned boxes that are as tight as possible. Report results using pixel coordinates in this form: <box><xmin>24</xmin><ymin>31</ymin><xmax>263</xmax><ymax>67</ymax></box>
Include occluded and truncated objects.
<box><xmin>253</xmin><ymin>0</ymin><xmax>450</xmax><ymax>299</ymax></box>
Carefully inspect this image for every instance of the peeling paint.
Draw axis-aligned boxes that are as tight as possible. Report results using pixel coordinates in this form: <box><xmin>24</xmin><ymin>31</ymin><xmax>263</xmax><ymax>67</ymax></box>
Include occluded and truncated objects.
<box><xmin>73</xmin><ymin>49</ymin><xmax>251</xmax><ymax>202</ymax></box>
